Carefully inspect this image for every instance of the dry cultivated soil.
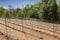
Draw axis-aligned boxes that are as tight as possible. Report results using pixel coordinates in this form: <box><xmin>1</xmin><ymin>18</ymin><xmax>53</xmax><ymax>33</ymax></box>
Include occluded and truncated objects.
<box><xmin>0</xmin><ymin>18</ymin><xmax>60</xmax><ymax>40</ymax></box>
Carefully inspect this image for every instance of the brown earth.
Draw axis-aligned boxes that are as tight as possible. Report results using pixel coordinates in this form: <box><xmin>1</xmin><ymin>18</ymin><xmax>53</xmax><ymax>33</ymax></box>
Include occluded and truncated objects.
<box><xmin>0</xmin><ymin>18</ymin><xmax>60</xmax><ymax>40</ymax></box>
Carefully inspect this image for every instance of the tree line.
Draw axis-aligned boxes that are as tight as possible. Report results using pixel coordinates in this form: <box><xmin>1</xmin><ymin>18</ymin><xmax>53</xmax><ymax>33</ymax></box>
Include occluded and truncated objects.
<box><xmin>0</xmin><ymin>0</ymin><xmax>60</xmax><ymax>22</ymax></box>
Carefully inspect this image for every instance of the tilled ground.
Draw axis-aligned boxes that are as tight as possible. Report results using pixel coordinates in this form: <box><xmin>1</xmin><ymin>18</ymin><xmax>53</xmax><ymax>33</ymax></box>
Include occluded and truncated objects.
<box><xmin>0</xmin><ymin>34</ymin><xmax>14</xmax><ymax>40</ymax></box>
<box><xmin>0</xmin><ymin>34</ymin><xmax>7</xmax><ymax>40</ymax></box>
<box><xmin>0</xmin><ymin>18</ymin><xmax>60</xmax><ymax>40</ymax></box>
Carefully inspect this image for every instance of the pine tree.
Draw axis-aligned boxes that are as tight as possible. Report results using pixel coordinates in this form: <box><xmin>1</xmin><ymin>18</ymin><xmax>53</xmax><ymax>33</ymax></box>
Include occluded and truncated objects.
<box><xmin>48</xmin><ymin>0</ymin><xmax>59</xmax><ymax>21</ymax></box>
<box><xmin>42</xmin><ymin>0</ymin><xmax>49</xmax><ymax>4</ymax></box>
<box><xmin>40</xmin><ymin>0</ymin><xmax>49</xmax><ymax>20</ymax></box>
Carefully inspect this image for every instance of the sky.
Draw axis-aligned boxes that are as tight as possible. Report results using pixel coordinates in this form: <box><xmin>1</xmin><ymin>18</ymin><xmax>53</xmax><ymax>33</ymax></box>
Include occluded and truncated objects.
<box><xmin>0</xmin><ymin>0</ymin><xmax>59</xmax><ymax>9</ymax></box>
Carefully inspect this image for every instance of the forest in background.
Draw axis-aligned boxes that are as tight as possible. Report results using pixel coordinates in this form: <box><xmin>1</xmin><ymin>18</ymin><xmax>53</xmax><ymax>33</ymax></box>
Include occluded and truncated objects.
<box><xmin>0</xmin><ymin>0</ymin><xmax>60</xmax><ymax>22</ymax></box>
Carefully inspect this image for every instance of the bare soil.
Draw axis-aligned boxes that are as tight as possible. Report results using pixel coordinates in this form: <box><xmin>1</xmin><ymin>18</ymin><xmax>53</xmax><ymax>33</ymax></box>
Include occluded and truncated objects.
<box><xmin>0</xmin><ymin>19</ymin><xmax>60</xmax><ymax>40</ymax></box>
